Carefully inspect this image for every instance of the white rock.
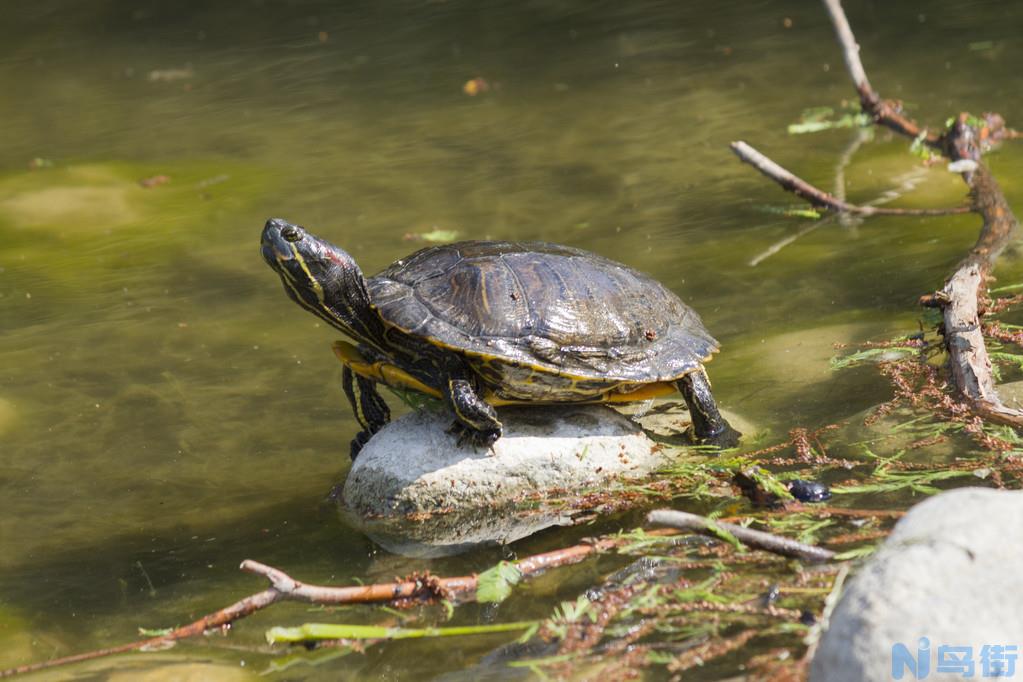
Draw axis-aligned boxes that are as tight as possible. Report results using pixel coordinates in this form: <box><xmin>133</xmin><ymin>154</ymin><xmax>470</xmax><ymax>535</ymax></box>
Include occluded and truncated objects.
<box><xmin>344</xmin><ymin>405</ymin><xmax>661</xmax><ymax>518</ymax></box>
<box><xmin>810</xmin><ymin>487</ymin><xmax>1023</xmax><ymax>682</ymax></box>
<box><xmin>339</xmin><ymin>398</ymin><xmax>756</xmax><ymax>556</ymax></box>
<box><xmin>340</xmin><ymin>402</ymin><xmax>751</xmax><ymax>556</ymax></box>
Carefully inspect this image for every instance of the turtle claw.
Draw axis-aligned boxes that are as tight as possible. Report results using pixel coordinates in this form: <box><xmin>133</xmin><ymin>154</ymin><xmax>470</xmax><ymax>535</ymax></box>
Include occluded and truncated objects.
<box><xmin>695</xmin><ymin>424</ymin><xmax>742</xmax><ymax>450</ymax></box>
<box><xmin>447</xmin><ymin>422</ymin><xmax>501</xmax><ymax>450</ymax></box>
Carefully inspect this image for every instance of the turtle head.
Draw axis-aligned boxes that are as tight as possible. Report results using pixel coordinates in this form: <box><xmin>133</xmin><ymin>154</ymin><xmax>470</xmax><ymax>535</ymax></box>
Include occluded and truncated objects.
<box><xmin>261</xmin><ymin>218</ymin><xmax>382</xmax><ymax>344</ymax></box>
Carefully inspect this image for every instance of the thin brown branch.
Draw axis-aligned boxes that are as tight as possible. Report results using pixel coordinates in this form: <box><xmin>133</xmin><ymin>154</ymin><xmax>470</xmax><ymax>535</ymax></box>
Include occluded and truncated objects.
<box><xmin>822</xmin><ymin>0</ymin><xmax>941</xmax><ymax>147</ymax></box>
<box><xmin>0</xmin><ymin>587</ymin><xmax>284</xmax><ymax>678</ymax></box>
<box><xmin>0</xmin><ymin>533</ymin><xmax>636</xmax><ymax>678</ymax></box>
<box><xmin>239</xmin><ymin>559</ymin><xmax>479</xmax><ymax>604</ymax></box>
<box><xmin>731</xmin><ymin>141</ymin><xmax>969</xmax><ymax>216</ymax></box>
<box><xmin>647</xmin><ymin>509</ymin><xmax>836</xmax><ymax>563</ymax></box>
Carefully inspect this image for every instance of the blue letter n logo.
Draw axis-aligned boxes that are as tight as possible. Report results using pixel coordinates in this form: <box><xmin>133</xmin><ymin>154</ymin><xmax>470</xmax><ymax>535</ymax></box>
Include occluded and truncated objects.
<box><xmin>893</xmin><ymin>637</ymin><xmax>931</xmax><ymax>680</ymax></box>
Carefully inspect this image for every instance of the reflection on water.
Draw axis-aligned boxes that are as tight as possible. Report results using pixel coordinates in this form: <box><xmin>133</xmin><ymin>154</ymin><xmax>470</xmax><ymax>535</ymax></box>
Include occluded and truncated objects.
<box><xmin>1</xmin><ymin>0</ymin><xmax>1022</xmax><ymax>677</ymax></box>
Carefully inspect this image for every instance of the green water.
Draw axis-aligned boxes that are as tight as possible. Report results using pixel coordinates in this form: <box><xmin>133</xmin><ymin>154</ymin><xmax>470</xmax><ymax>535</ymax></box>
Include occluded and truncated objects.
<box><xmin>2</xmin><ymin>0</ymin><xmax>1022</xmax><ymax>678</ymax></box>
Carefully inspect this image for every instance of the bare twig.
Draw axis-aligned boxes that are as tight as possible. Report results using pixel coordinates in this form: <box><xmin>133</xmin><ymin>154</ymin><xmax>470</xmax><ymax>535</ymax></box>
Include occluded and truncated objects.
<box><xmin>822</xmin><ymin>0</ymin><xmax>941</xmax><ymax>147</ymax></box>
<box><xmin>731</xmin><ymin>141</ymin><xmax>969</xmax><ymax>216</ymax></box>
<box><xmin>821</xmin><ymin>0</ymin><xmax>873</xmax><ymax>103</ymax></box>
<box><xmin>0</xmin><ymin>535</ymin><xmax>628</xmax><ymax>678</ymax></box>
<box><xmin>737</xmin><ymin>0</ymin><xmax>1023</xmax><ymax>426</ymax></box>
<box><xmin>0</xmin><ymin>587</ymin><xmax>284</xmax><ymax>678</ymax></box>
<box><xmin>647</xmin><ymin>509</ymin><xmax>836</xmax><ymax>563</ymax></box>
<box><xmin>819</xmin><ymin>1</ymin><xmax>1023</xmax><ymax>425</ymax></box>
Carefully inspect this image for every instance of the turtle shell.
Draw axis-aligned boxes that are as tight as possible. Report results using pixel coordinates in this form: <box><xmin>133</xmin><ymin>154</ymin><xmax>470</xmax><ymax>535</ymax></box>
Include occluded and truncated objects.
<box><xmin>366</xmin><ymin>241</ymin><xmax>718</xmax><ymax>382</ymax></box>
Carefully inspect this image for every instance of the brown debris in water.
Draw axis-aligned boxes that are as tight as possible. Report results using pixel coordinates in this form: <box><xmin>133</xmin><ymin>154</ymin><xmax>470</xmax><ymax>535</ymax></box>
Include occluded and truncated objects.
<box><xmin>872</xmin><ymin>359</ymin><xmax>1018</xmax><ymax>452</ymax></box>
<box><xmin>982</xmin><ymin>319</ymin><xmax>1023</xmax><ymax>346</ymax></box>
<box><xmin>981</xmin><ymin>292</ymin><xmax>1023</xmax><ymax>316</ymax></box>
<box><xmin>391</xmin><ymin>571</ymin><xmax>449</xmax><ymax>608</ymax></box>
<box><xmin>667</xmin><ymin>628</ymin><xmax>758</xmax><ymax>675</ymax></box>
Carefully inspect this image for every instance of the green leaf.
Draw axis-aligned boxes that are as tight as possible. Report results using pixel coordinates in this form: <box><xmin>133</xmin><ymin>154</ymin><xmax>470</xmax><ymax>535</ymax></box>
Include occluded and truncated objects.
<box><xmin>787</xmin><ymin>108</ymin><xmax>870</xmax><ymax>135</ymax></box>
<box><xmin>909</xmin><ymin>130</ymin><xmax>933</xmax><ymax>159</ymax></box>
<box><xmin>833</xmin><ymin>545</ymin><xmax>878</xmax><ymax>561</ymax></box>
<box><xmin>753</xmin><ymin>204</ymin><xmax>822</xmax><ymax>219</ymax></box>
<box><xmin>989</xmin><ymin>352</ymin><xmax>1023</xmax><ymax>371</ymax></box>
<box><xmin>738</xmin><ymin>464</ymin><xmax>795</xmax><ymax>501</ymax></box>
<box><xmin>386</xmin><ymin>386</ymin><xmax>443</xmax><ymax>411</ymax></box>
<box><xmin>832</xmin><ymin>469</ymin><xmax>972</xmax><ymax>495</ymax></box>
<box><xmin>266</xmin><ymin>620</ymin><xmax>535</xmax><ymax>644</ymax></box>
<box><xmin>475</xmin><ymin>561</ymin><xmax>523</xmax><ymax>603</ymax></box>
<box><xmin>137</xmin><ymin>626</ymin><xmax>173</xmax><ymax>637</ymax></box>
<box><xmin>990</xmin><ymin>283</ymin><xmax>1023</xmax><ymax>293</ymax></box>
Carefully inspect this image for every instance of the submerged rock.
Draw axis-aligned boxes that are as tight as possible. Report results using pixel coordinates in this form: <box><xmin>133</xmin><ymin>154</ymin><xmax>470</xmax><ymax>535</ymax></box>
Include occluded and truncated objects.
<box><xmin>810</xmin><ymin>487</ymin><xmax>1023</xmax><ymax>682</ymax></box>
<box><xmin>728</xmin><ymin>322</ymin><xmax>888</xmax><ymax>397</ymax></box>
<box><xmin>0</xmin><ymin>165</ymin><xmax>138</xmax><ymax>231</ymax></box>
<box><xmin>342</xmin><ymin>402</ymin><xmax>751</xmax><ymax>556</ymax></box>
<box><xmin>837</xmin><ymin>404</ymin><xmax>957</xmax><ymax>463</ymax></box>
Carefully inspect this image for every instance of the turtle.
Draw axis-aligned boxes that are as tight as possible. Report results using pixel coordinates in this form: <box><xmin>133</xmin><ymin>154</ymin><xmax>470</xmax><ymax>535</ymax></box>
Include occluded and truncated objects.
<box><xmin>260</xmin><ymin>218</ymin><xmax>740</xmax><ymax>458</ymax></box>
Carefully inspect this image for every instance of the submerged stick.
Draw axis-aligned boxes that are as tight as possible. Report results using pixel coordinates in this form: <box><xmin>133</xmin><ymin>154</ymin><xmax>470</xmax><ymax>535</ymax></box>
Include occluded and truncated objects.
<box><xmin>731</xmin><ymin>141</ymin><xmax>970</xmax><ymax>217</ymax></box>
<box><xmin>647</xmin><ymin>509</ymin><xmax>836</xmax><ymax>563</ymax></box>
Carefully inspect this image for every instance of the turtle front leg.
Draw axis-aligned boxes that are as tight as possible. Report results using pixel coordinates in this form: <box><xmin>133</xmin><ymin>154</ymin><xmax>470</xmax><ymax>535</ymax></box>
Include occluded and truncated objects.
<box><xmin>676</xmin><ymin>369</ymin><xmax>741</xmax><ymax>449</ymax></box>
<box><xmin>444</xmin><ymin>377</ymin><xmax>503</xmax><ymax>449</ymax></box>
<box><xmin>342</xmin><ymin>366</ymin><xmax>391</xmax><ymax>460</ymax></box>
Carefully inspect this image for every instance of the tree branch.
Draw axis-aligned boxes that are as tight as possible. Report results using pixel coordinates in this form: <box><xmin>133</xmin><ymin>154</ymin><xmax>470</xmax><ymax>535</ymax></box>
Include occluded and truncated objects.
<box><xmin>821</xmin><ymin>0</ymin><xmax>942</xmax><ymax>147</ymax></box>
<box><xmin>731</xmin><ymin>140</ymin><xmax>970</xmax><ymax>216</ymax></box>
<box><xmin>819</xmin><ymin>1</ymin><xmax>1023</xmax><ymax>425</ymax></box>
<box><xmin>647</xmin><ymin>509</ymin><xmax>836</xmax><ymax>563</ymax></box>
<box><xmin>0</xmin><ymin>535</ymin><xmax>624</xmax><ymax>678</ymax></box>
<box><xmin>735</xmin><ymin>0</ymin><xmax>1023</xmax><ymax>426</ymax></box>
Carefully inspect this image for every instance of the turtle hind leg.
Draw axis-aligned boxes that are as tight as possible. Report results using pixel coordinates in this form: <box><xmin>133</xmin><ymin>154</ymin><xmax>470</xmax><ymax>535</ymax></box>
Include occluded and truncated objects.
<box><xmin>445</xmin><ymin>377</ymin><xmax>502</xmax><ymax>449</ymax></box>
<box><xmin>342</xmin><ymin>366</ymin><xmax>391</xmax><ymax>460</ymax></box>
<box><xmin>676</xmin><ymin>369</ymin><xmax>741</xmax><ymax>449</ymax></box>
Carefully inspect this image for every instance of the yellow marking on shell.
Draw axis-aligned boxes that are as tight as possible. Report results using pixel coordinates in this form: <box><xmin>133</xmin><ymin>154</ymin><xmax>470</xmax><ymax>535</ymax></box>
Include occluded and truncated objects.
<box><xmin>378</xmin><ymin>312</ymin><xmax>719</xmax><ymax>382</ymax></box>
<box><xmin>332</xmin><ymin>341</ymin><xmax>442</xmax><ymax>399</ymax></box>
<box><xmin>479</xmin><ymin>271</ymin><xmax>489</xmax><ymax>314</ymax></box>
<box><xmin>333</xmin><ymin>344</ymin><xmax>685</xmax><ymax>408</ymax></box>
<box><xmin>603</xmin><ymin>381</ymin><xmax>677</xmax><ymax>402</ymax></box>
